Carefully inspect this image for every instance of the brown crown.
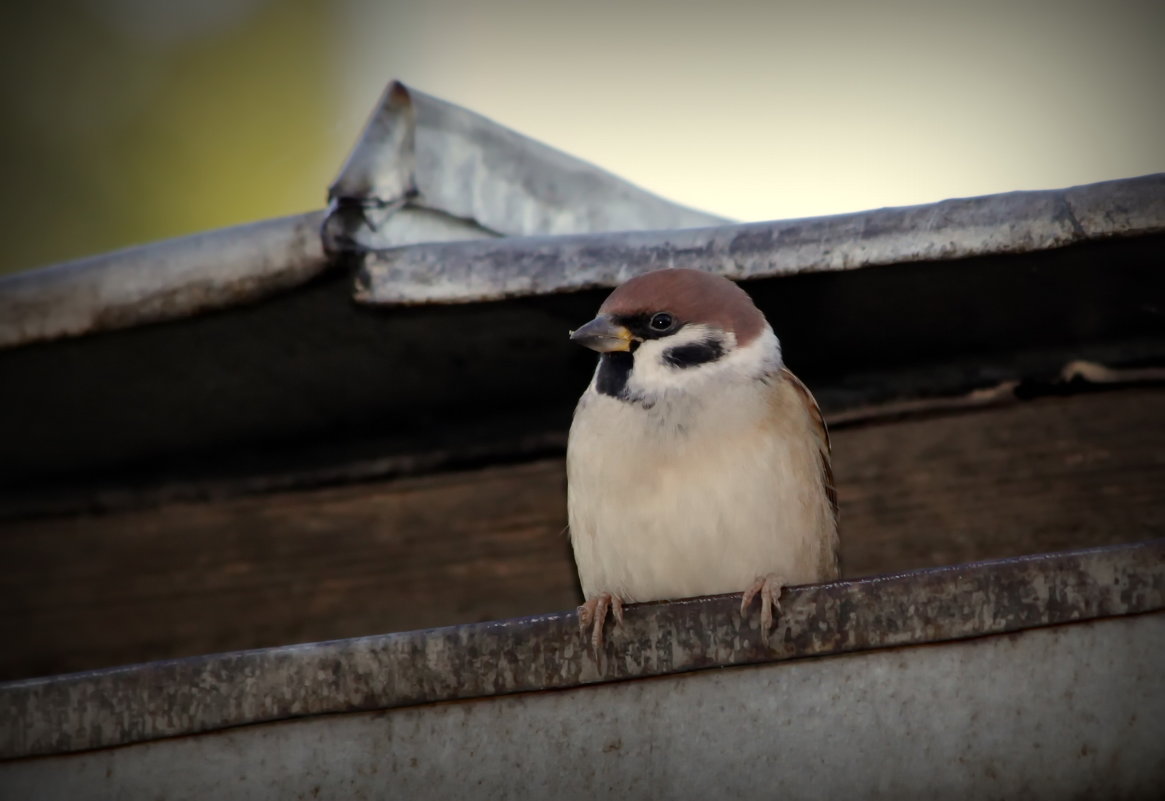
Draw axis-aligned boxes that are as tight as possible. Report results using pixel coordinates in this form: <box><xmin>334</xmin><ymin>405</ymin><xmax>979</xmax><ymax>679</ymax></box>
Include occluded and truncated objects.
<box><xmin>598</xmin><ymin>268</ymin><xmax>766</xmax><ymax>346</ymax></box>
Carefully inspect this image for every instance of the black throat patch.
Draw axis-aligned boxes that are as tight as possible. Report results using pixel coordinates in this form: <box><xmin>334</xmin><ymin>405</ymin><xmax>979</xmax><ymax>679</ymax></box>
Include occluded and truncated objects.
<box><xmin>596</xmin><ymin>351</ymin><xmax>634</xmax><ymax>398</ymax></box>
<box><xmin>663</xmin><ymin>338</ymin><xmax>725</xmax><ymax>369</ymax></box>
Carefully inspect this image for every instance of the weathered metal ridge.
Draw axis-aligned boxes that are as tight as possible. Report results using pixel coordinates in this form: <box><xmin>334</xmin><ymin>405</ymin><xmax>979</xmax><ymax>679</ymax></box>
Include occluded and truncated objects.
<box><xmin>323</xmin><ymin>79</ymin><xmax>727</xmax><ymax>253</ymax></box>
<box><xmin>2</xmin><ymin>539</ymin><xmax>1161</xmax><ymax>761</ymax></box>
<box><xmin>356</xmin><ymin>172</ymin><xmax>1165</xmax><ymax>305</ymax></box>
<box><xmin>0</xmin><ymin>79</ymin><xmax>727</xmax><ymax>351</ymax></box>
<box><xmin>0</xmin><ymin>211</ymin><xmax>329</xmax><ymax>350</ymax></box>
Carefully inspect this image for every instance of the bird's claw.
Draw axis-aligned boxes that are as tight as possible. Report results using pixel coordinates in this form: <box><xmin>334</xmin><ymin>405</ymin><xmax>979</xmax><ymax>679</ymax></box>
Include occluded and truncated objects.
<box><xmin>741</xmin><ymin>574</ymin><xmax>785</xmax><ymax>635</ymax></box>
<box><xmin>578</xmin><ymin>592</ymin><xmax>624</xmax><ymax>660</ymax></box>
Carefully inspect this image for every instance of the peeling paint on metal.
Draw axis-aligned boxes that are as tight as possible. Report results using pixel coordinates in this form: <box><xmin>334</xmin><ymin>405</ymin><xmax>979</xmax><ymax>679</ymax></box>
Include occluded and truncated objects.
<box><xmin>1</xmin><ymin>540</ymin><xmax>1161</xmax><ymax>760</ymax></box>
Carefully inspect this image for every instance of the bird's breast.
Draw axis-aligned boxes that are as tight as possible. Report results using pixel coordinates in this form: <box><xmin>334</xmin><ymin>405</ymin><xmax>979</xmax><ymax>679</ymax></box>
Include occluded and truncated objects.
<box><xmin>567</xmin><ymin>382</ymin><xmax>834</xmax><ymax>603</ymax></box>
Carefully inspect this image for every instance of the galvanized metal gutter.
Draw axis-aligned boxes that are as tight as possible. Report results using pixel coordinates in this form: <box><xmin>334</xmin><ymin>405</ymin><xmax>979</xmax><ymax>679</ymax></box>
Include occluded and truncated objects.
<box><xmin>2</xmin><ymin>539</ymin><xmax>1160</xmax><ymax>761</ymax></box>
<box><xmin>356</xmin><ymin>172</ymin><xmax>1165</xmax><ymax>305</ymax></box>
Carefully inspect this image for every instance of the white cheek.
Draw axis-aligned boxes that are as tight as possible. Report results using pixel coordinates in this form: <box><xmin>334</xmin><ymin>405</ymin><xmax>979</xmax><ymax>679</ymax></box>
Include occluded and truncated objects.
<box><xmin>628</xmin><ymin>325</ymin><xmax>731</xmax><ymax>394</ymax></box>
<box><xmin>625</xmin><ymin>324</ymin><xmax>781</xmax><ymax>401</ymax></box>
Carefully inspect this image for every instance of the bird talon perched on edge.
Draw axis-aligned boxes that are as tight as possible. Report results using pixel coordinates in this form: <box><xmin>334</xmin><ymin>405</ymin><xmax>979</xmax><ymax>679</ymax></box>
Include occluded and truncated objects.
<box><xmin>578</xmin><ymin>592</ymin><xmax>624</xmax><ymax>654</ymax></box>
<box><xmin>566</xmin><ymin>268</ymin><xmax>839</xmax><ymax>656</ymax></box>
<box><xmin>741</xmin><ymin>574</ymin><xmax>786</xmax><ymax>635</ymax></box>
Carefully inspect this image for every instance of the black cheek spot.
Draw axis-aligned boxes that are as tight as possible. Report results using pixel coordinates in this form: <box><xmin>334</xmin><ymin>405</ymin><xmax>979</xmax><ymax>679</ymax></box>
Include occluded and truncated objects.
<box><xmin>596</xmin><ymin>351</ymin><xmax>634</xmax><ymax>397</ymax></box>
<box><xmin>663</xmin><ymin>339</ymin><xmax>725</xmax><ymax>369</ymax></box>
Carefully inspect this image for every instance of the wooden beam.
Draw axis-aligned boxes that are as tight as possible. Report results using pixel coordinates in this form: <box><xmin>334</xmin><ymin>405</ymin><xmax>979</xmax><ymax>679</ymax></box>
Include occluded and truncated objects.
<box><xmin>1</xmin><ymin>388</ymin><xmax>1161</xmax><ymax>681</ymax></box>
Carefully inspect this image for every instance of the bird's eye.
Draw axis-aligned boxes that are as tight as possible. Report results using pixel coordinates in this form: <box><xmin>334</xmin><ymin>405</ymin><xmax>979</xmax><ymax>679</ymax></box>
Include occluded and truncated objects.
<box><xmin>649</xmin><ymin>313</ymin><xmax>674</xmax><ymax>332</ymax></box>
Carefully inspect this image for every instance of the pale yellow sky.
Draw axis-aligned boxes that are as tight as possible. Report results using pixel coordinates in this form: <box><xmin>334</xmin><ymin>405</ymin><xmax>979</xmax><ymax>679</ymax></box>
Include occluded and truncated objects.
<box><xmin>1</xmin><ymin>1</ymin><xmax>1161</xmax><ymax>274</ymax></box>
<box><xmin>337</xmin><ymin>0</ymin><xmax>1165</xmax><ymax>221</ymax></box>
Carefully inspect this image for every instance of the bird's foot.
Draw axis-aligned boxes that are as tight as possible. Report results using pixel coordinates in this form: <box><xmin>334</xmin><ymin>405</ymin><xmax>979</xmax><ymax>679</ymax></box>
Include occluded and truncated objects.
<box><xmin>578</xmin><ymin>592</ymin><xmax>624</xmax><ymax>658</ymax></box>
<box><xmin>740</xmin><ymin>573</ymin><xmax>785</xmax><ymax>635</ymax></box>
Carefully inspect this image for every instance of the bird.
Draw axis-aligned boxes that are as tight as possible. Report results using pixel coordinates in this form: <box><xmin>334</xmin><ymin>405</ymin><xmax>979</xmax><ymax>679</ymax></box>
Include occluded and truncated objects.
<box><xmin>566</xmin><ymin>268</ymin><xmax>839</xmax><ymax>654</ymax></box>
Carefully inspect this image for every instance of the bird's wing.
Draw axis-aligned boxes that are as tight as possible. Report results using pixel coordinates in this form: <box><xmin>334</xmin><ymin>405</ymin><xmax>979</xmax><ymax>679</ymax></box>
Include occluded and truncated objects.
<box><xmin>779</xmin><ymin>367</ymin><xmax>838</xmax><ymax>521</ymax></box>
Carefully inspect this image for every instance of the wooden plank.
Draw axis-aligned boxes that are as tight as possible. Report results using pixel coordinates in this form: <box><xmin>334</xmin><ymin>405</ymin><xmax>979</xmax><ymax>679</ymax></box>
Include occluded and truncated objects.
<box><xmin>0</xmin><ymin>460</ymin><xmax>579</xmax><ymax>682</ymax></box>
<box><xmin>834</xmin><ymin>388</ymin><xmax>1164</xmax><ymax>576</ymax></box>
<box><xmin>1</xmin><ymin>388</ymin><xmax>1162</xmax><ymax>681</ymax></box>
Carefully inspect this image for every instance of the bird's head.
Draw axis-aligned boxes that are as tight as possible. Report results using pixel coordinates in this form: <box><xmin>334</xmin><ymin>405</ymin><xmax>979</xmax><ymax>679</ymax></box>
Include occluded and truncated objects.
<box><xmin>570</xmin><ymin>268</ymin><xmax>780</xmax><ymax>404</ymax></box>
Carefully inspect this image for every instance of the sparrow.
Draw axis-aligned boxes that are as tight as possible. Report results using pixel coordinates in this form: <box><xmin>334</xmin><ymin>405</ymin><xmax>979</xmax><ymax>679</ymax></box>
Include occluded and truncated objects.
<box><xmin>566</xmin><ymin>268</ymin><xmax>839</xmax><ymax>653</ymax></box>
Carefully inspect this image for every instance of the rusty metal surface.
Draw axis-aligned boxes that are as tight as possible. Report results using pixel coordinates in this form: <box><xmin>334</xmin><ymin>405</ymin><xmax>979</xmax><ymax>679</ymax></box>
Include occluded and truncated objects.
<box><xmin>1</xmin><ymin>539</ymin><xmax>1161</xmax><ymax>761</ymax></box>
<box><xmin>3</xmin><ymin>614</ymin><xmax>1161</xmax><ymax>800</ymax></box>
<box><xmin>356</xmin><ymin>172</ymin><xmax>1165</xmax><ymax>305</ymax></box>
<box><xmin>0</xmin><ymin>211</ymin><xmax>330</xmax><ymax>350</ymax></box>
<box><xmin>323</xmin><ymin>80</ymin><xmax>726</xmax><ymax>253</ymax></box>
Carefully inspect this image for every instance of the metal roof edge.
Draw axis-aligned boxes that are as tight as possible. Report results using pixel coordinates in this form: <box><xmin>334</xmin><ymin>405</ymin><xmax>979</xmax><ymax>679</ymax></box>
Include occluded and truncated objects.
<box><xmin>356</xmin><ymin>172</ymin><xmax>1165</xmax><ymax>305</ymax></box>
<box><xmin>2</xmin><ymin>174</ymin><xmax>1159</xmax><ymax>350</ymax></box>
<box><xmin>324</xmin><ymin>79</ymin><xmax>728</xmax><ymax>251</ymax></box>
<box><xmin>3</xmin><ymin>538</ymin><xmax>1161</xmax><ymax>760</ymax></box>
<box><xmin>0</xmin><ymin>211</ymin><xmax>330</xmax><ymax>350</ymax></box>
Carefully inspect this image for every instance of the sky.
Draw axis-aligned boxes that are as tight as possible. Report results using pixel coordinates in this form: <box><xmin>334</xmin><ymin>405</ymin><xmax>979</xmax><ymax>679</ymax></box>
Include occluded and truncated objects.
<box><xmin>337</xmin><ymin>0</ymin><xmax>1165</xmax><ymax>220</ymax></box>
<box><xmin>0</xmin><ymin>0</ymin><xmax>1161</xmax><ymax>272</ymax></box>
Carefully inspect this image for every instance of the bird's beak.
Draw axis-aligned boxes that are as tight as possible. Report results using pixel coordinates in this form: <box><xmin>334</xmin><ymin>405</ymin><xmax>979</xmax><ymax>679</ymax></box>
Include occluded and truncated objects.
<box><xmin>569</xmin><ymin>315</ymin><xmax>634</xmax><ymax>353</ymax></box>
